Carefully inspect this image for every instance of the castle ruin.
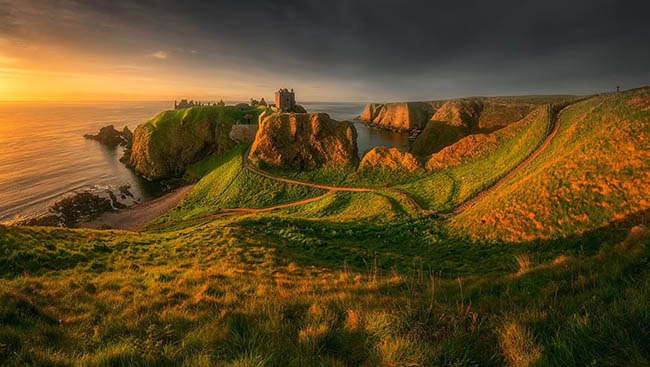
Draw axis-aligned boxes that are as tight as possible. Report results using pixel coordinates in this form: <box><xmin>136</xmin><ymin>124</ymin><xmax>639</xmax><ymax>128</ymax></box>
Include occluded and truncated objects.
<box><xmin>174</xmin><ymin>99</ymin><xmax>205</xmax><ymax>110</ymax></box>
<box><xmin>275</xmin><ymin>88</ymin><xmax>295</xmax><ymax>112</ymax></box>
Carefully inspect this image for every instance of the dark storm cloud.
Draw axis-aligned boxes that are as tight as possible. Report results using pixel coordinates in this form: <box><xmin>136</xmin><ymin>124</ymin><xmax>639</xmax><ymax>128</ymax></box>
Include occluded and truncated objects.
<box><xmin>2</xmin><ymin>0</ymin><xmax>650</xmax><ymax>100</ymax></box>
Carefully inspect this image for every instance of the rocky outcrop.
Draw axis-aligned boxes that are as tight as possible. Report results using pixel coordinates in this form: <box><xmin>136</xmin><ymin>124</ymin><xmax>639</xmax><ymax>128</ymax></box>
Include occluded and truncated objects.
<box><xmin>360</xmin><ymin>147</ymin><xmax>422</xmax><ymax>172</ymax></box>
<box><xmin>84</xmin><ymin>125</ymin><xmax>133</xmax><ymax>148</ymax></box>
<box><xmin>229</xmin><ymin>124</ymin><xmax>259</xmax><ymax>144</ymax></box>
<box><xmin>249</xmin><ymin>113</ymin><xmax>358</xmax><ymax>170</ymax></box>
<box><xmin>359</xmin><ymin>101</ymin><xmax>443</xmax><ymax>131</ymax></box>
<box><xmin>11</xmin><ymin>185</ymin><xmax>138</xmax><ymax>227</ymax></box>
<box><xmin>477</xmin><ymin>103</ymin><xmax>534</xmax><ymax>131</ymax></box>
<box><xmin>410</xmin><ymin>99</ymin><xmax>535</xmax><ymax>157</ymax></box>
<box><xmin>121</xmin><ymin>126</ymin><xmax>134</xmax><ymax>145</ymax></box>
<box><xmin>128</xmin><ymin>108</ymin><xmax>238</xmax><ymax>180</ymax></box>
<box><xmin>410</xmin><ymin>100</ymin><xmax>482</xmax><ymax>157</ymax></box>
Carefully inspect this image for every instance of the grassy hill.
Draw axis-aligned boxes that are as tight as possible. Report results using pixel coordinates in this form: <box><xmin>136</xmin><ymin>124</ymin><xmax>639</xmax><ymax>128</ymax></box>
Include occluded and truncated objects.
<box><xmin>148</xmin><ymin>145</ymin><xmax>327</xmax><ymax>229</ymax></box>
<box><xmin>397</xmin><ymin>105</ymin><xmax>551</xmax><ymax>211</ymax></box>
<box><xmin>1</xmin><ymin>90</ymin><xmax>649</xmax><ymax>366</ymax></box>
<box><xmin>452</xmin><ymin>88</ymin><xmax>650</xmax><ymax>241</ymax></box>
<box><xmin>1</xmin><ymin>220</ymin><xmax>648</xmax><ymax>366</ymax></box>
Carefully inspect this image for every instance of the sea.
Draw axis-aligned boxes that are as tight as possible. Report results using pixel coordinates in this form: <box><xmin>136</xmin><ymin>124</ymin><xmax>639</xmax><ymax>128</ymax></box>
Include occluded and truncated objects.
<box><xmin>0</xmin><ymin>101</ymin><xmax>410</xmax><ymax>223</ymax></box>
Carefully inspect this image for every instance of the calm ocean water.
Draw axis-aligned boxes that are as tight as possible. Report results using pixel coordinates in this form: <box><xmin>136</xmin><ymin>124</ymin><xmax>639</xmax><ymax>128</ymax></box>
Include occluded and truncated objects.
<box><xmin>0</xmin><ymin>101</ymin><xmax>409</xmax><ymax>222</ymax></box>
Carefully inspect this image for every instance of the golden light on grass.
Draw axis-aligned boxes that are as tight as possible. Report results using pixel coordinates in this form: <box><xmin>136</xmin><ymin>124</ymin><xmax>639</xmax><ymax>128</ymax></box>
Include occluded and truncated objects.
<box><xmin>499</xmin><ymin>321</ymin><xmax>543</xmax><ymax>367</ymax></box>
<box><xmin>515</xmin><ymin>253</ymin><xmax>533</xmax><ymax>274</ymax></box>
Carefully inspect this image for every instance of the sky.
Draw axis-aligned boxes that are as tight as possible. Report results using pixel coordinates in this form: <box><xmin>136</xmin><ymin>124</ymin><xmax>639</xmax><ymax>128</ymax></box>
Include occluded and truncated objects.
<box><xmin>0</xmin><ymin>0</ymin><xmax>649</xmax><ymax>102</ymax></box>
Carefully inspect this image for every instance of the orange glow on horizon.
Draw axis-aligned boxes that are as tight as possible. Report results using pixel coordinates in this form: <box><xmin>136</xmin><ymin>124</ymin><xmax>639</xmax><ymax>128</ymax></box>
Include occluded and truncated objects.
<box><xmin>0</xmin><ymin>42</ymin><xmax>274</xmax><ymax>102</ymax></box>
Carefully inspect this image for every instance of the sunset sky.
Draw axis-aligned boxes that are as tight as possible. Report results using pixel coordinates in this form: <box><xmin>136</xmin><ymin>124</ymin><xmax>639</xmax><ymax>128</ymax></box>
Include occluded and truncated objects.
<box><xmin>1</xmin><ymin>0</ymin><xmax>649</xmax><ymax>102</ymax></box>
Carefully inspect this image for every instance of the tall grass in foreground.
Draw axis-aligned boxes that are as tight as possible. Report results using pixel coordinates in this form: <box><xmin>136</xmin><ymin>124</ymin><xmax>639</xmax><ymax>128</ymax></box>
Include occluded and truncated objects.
<box><xmin>1</xmin><ymin>223</ymin><xmax>649</xmax><ymax>366</ymax></box>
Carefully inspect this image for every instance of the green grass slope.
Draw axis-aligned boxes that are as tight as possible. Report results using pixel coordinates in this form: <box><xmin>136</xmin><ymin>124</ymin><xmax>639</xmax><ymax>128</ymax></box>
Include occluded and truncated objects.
<box><xmin>149</xmin><ymin>145</ymin><xmax>327</xmax><ymax>228</ymax></box>
<box><xmin>408</xmin><ymin>96</ymin><xmax>577</xmax><ymax>158</ymax></box>
<box><xmin>452</xmin><ymin>88</ymin><xmax>650</xmax><ymax>241</ymax></box>
<box><xmin>1</xmin><ymin>220</ymin><xmax>648</xmax><ymax>366</ymax></box>
<box><xmin>397</xmin><ymin>105</ymin><xmax>550</xmax><ymax>211</ymax></box>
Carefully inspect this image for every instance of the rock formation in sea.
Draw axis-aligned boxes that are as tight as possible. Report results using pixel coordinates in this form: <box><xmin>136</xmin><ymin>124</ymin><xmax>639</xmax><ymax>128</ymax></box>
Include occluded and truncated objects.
<box><xmin>248</xmin><ymin>113</ymin><xmax>358</xmax><ymax>170</ymax></box>
<box><xmin>11</xmin><ymin>186</ymin><xmax>137</xmax><ymax>228</ymax></box>
<box><xmin>84</xmin><ymin>125</ymin><xmax>133</xmax><ymax>148</ymax></box>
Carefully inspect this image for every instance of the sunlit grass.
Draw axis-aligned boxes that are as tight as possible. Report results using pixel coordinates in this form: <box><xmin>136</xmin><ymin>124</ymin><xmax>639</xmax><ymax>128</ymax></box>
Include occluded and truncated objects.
<box><xmin>452</xmin><ymin>88</ymin><xmax>650</xmax><ymax>241</ymax></box>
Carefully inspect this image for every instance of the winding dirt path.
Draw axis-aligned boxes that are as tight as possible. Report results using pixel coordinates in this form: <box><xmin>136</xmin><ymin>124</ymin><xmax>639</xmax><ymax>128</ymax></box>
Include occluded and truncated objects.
<box><xmin>145</xmin><ymin>190</ymin><xmax>335</xmax><ymax>231</ymax></box>
<box><xmin>451</xmin><ymin>104</ymin><xmax>563</xmax><ymax>216</ymax></box>
<box><xmin>242</xmin><ymin>148</ymin><xmax>430</xmax><ymax>213</ymax></box>
<box><xmin>242</xmin><ymin>151</ymin><xmax>372</xmax><ymax>192</ymax></box>
<box><xmin>145</xmin><ymin>152</ymin><xmax>427</xmax><ymax>231</ymax></box>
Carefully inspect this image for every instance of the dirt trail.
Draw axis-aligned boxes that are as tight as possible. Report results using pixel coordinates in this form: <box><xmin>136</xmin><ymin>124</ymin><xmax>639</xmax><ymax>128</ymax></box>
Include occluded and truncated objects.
<box><xmin>145</xmin><ymin>153</ymin><xmax>428</xmax><ymax>231</ymax></box>
<box><xmin>146</xmin><ymin>190</ymin><xmax>335</xmax><ymax>231</ymax></box>
<box><xmin>242</xmin><ymin>149</ymin><xmax>430</xmax><ymax>213</ymax></box>
<box><xmin>242</xmin><ymin>152</ymin><xmax>372</xmax><ymax>192</ymax></box>
<box><xmin>450</xmin><ymin>104</ymin><xmax>563</xmax><ymax>216</ymax></box>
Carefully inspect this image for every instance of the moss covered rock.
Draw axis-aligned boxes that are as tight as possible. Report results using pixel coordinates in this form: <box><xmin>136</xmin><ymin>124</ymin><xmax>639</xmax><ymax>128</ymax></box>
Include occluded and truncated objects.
<box><xmin>129</xmin><ymin>106</ymin><xmax>260</xmax><ymax>180</ymax></box>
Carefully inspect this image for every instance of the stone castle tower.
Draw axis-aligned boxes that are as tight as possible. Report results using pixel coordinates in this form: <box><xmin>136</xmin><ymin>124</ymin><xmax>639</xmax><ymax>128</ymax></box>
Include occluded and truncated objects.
<box><xmin>275</xmin><ymin>88</ymin><xmax>295</xmax><ymax>112</ymax></box>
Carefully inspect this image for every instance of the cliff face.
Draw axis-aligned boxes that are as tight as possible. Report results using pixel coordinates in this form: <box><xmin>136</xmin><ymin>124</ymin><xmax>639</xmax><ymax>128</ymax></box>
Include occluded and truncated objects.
<box><xmin>360</xmin><ymin>147</ymin><xmax>422</xmax><ymax>172</ymax></box>
<box><xmin>128</xmin><ymin>106</ymin><xmax>257</xmax><ymax>181</ymax></box>
<box><xmin>248</xmin><ymin>113</ymin><xmax>358</xmax><ymax>170</ymax></box>
<box><xmin>359</xmin><ymin>102</ymin><xmax>442</xmax><ymax>131</ymax></box>
<box><xmin>410</xmin><ymin>100</ymin><xmax>536</xmax><ymax>157</ymax></box>
<box><xmin>409</xmin><ymin>100</ymin><xmax>482</xmax><ymax>157</ymax></box>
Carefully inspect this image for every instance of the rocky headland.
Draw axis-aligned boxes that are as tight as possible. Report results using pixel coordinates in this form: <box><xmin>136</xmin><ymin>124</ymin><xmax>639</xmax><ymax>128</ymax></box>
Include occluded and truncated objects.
<box><xmin>248</xmin><ymin>113</ymin><xmax>358</xmax><ymax>170</ymax></box>
<box><xmin>127</xmin><ymin>106</ymin><xmax>263</xmax><ymax>181</ymax></box>
<box><xmin>410</xmin><ymin>99</ymin><xmax>535</xmax><ymax>157</ymax></box>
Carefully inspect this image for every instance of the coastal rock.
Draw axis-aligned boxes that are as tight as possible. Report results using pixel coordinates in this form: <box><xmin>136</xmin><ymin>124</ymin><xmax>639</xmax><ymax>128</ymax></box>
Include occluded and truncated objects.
<box><xmin>409</xmin><ymin>100</ymin><xmax>481</xmax><ymax>157</ymax></box>
<box><xmin>121</xmin><ymin>126</ymin><xmax>134</xmax><ymax>147</ymax></box>
<box><xmin>13</xmin><ymin>192</ymin><xmax>117</xmax><ymax>228</ymax></box>
<box><xmin>360</xmin><ymin>147</ymin><xmax>422</xmax><ymax>172</ymax></box>
<box><xmin>84</xmin><ymin>125</ymin><xmax>132</xmax><ymax>147</ymax></box>
<box><xmin>292</xmin><ymin>104</ymin><xmax>307</xmax><ymax>113</ymax></box>
<box><xmin>359</xmin><ymin>102</ymin><xmax>442</xmax><ymax>131</ymax></box>
<box><xmin>411</xmin><ymin>99</ymin><xmax>535</xmax><ymax>157</ymax></box>
<box><xmin>128</xmin><ymin>107</ymin><xmax>238</xmax><ymax>181</ymax></box>
<box><xmin>249</xmin><ymin>113</ymin><xmax>358</xmax><ymax>170</ymax></box>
